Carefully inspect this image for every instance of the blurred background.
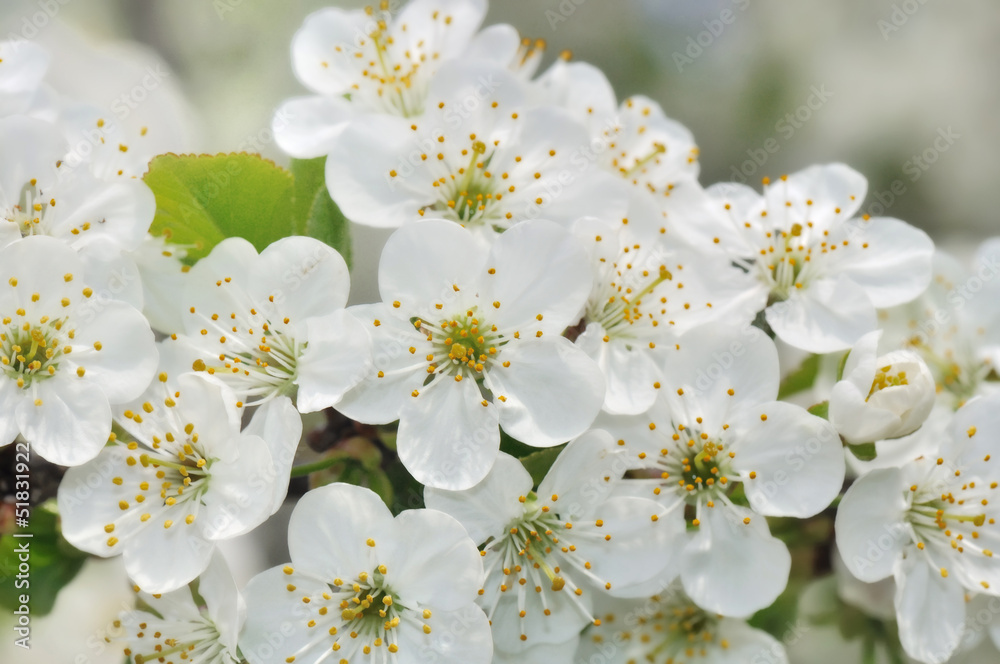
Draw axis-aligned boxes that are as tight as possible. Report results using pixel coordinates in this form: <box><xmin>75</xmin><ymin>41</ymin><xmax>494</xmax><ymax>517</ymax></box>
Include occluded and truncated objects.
<box><xmin>1</xmin><ymin>1</ymin><xmax>998</xmax><ymax>662</ymax></box>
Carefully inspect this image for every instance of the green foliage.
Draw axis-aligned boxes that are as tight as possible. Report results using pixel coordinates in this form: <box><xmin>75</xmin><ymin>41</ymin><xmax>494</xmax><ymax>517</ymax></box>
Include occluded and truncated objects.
<box><xmin>0</xmin><ymin>501</ymin><xmax>88</xmax><ymax>618</ymax></box>
<box><xmin>519</xmin><ymin>446</ymin><xmax>567</xmax><ymax>487</ymax></box>
<box><xmin>290</xmin><ymin>157</ymin><xmax>352</xmax><ymax>266</ymax></box>
<box><xmin>777</xmin><ymin>354</ymin><xmax>821</xmax><ymax>400</ymax></box>
<box><xmin>144</xmin><ymin>153</ymin><xmax>351</xmax><ymax>265</ymax></box>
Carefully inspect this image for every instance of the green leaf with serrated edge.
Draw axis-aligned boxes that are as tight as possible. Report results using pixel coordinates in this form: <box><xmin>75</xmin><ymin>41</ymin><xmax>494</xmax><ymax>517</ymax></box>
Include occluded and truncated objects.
<box><xmin>808</xmin><ymin>401</ymin><xmax>829</xmax><ymax>419</ymax></box>
<box><xmin>290</xmin><ymin>156</ymin><xmax>352</xmax><ymax>266</ymax></box>
<box><xmin>777</xmin><ymin>354</ymin><xmax>821</xmax><ymax>400</ymax></box>
<box><xmin>848</xmin><ymin>442</ymin><xmax>878</xmax><ymax>461</ymax></box>
<box><xmin>0</xmin><ymin>502</ymin><xmax>88</xmax><ymax>618</ymax></box>
<box><xmin>144</xmin><ymin>153</ymin><xmax>295</xmax><ymax>263</ymax></box>
<box><xmin>520</xmin><ymin>445</ymin><xmax>567</xmax><ymax>487</ymax></box>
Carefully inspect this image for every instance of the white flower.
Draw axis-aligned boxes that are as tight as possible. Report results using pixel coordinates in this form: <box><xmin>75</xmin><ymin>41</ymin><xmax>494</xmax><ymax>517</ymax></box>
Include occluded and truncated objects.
<box><xmin>577</xmin><ymin>585</ymin><xmax>790</xmax><ymax>664</ymax></box>
<box><xmin>0</xmin><ymin>236</ymin><xmax>156</xmax><ymax>465</ymax></box>
<box><xmin>0</xmin><ymin>116</ymin><xmax>156</xmax><ymax>254</ymax></box>
<box><xmin>425</xmin><ymin>430</ymin><xmax>673</xmax><ymax>651</ymax></box>
<box><xmin>121</xmin><ymin>552</ymin><xmax>244</xmax><ymax>664</ymax></box>
<box><xmin>836</xmin><ymin>394</ymin><xmax>1000</xmax><ymax>663</ymax></box>
<box><xmin>322</xmin><ymin>62</ymin><xmax>628</xmax><ymax>241</ymax></box>
<box><xmin>336</xmin><ymin>219</ymin><xmax>605</xmax><ymax>490</ymax></box>
<box><xmin>702</xmin><ymin>164</ymin><xmax>934</xmax><ymax>352</ymax></box>
<box><xmin>57</xmin><ymin>370</ymin><xmax>302</xmax><ymax>593</ymax></box>
<box><xmin>240</xmin><ymin>482</ymin><xmax>492</xmax><ymax>664</ymax></box>
<box><xmin>571</xmin><ymin>216</ymin><xmax>761</xmax><ymax>415</ymax></box>
<box><xmin>172</xmin><ymin>236</ymin><xmax>371</xmax><ymax>413</ymax></box>
<box><xmin>274</xmin><ymin>0</ymin><xmax>542</xmax><ymax>157</ymax></box>
<box><xmin>879</xmin><ymin>250</ymin><xmax>1000</xmax><ymax>410</ymax></box>
<box><xmin>598</xmin><ymin>324</ymin><xmax>845</xmax><ymax>617</ymax></box>
<box><xmin>830</xmin><ymin>330</ymin><xmax>936</xmax><ymax>445</ymax></box>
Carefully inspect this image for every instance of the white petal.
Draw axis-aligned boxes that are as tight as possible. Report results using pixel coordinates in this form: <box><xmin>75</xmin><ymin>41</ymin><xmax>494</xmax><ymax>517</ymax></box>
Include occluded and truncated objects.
<box><xmin>287</xmin><ymin>483</ymin><xmax>395</xmax><ymax>579</ymax></box>
<box><xmin>397</xmin><ymin>375</ymin><xmax>500</xmax><ymax>490</ymax></box>
<box><xmin>378</xmin><ymin>219</ymin><xmax>487</xmax><ymax>307</ymax></box>
<box><xmin>199</xmin><ymin>434</ymin><xmax>277</xmax><ymax>540</ymax></box>
<box><xmin>290</xmin><ymin>7</ymin><xmax>372</xmax><ymax>95</ymax></box>
<box><xmin>660</xmin><ymin>323</ymin><xmax>780</xmax><ymax>431</ymax></box>
<box><xmin>835</xmin><ymin>468</ymin><xmax>909</xmax><ymax>583</ymax></box>
<box><xmin>574</xmin><ymin>496</ymin><xmax>681</xmax><ymax>598</ymax></box>
<box><xmin>538</xmin><ymin>430</ymin><xmax>624</xmax><ymax>516</ymax></box>
<box><xmin>50</xmin><ymin>177</ymin><xmax>155</xmax><ymax>253</ymax></box>
<box><xmin>122</xmin><ymin>509</ymin><xmax>214</xmax><ymax>594</ymax></box>
<box><xmin>198</xmin><ymin>551</ymin><xmax>245</xmax><ymax>652</ymax></box>
<box><xmin>489</xmin><ymin>337</ymin><xmax>604</xmax><ymax>447</ymax></box>
<box><xmin>241</xmin><ymin>396</ymin><xmax>302</xmax><ymax>514</ymax></box>
<box><xmin>424</xmin><ymin>452</ymin><xmax>533</xmax><ymax>544</ymax></box>
<box><xmin>830</xmin><ymin>217</ymin><xmax>934</xmax><ymax>308</ymax></box>
<box><xmin>576</xmin><ymin>324</ymin><xmax>658</xmax><ymax>416</ymax></box>
<box><xmin>0</xmin><ymin>116</ymin><xmax>65</xmax><ymax>198</ymax></box>
<box><xmin>681</xmin><ymin>503</ymin><xmax>791</xmax><ymax>617</ymax></box>
<box><xmin>0</xmin><ymin>379</ymin><xmax>21</xmax><ymax>446</ymax></box>
<box><xmin>249</xmin><ymin>235</ymin><xmax>351</xmax><ymax>321</ymax></box>
<box><xmin>324</xmin><ymin>114</ymin><xmax>431</xmax><ymax>228</ymax></box>
<box><xmin>894</xmin><ymin>553</ymin><xmax>966</xmax><ymax>664</ymax></box>
<box><xmin>296</xmin><ymin>309</ymin><xmax>372</xmax><ymax>412</ymax></box>
<box><xmin>397</xmin><ymin>603</ymin><xmax>493</xmax><ymax>664</ymax></box>
<box><xmin>480</xmin><ymin>220</ymin><xmax>593</xmax><ymax>332</ymax></box>
<box><xmin>273</xmin><ymin>95</ymin><xmax>353</xmax><ymax>158</ymax></box>
<box><xmin>67</xmin><ymin>299</ymin><xmax>158</xmax><ymax>403</ymax></box>
<box><xmin>16</xmin><ymin>374</ymin><xmax>110</xmax><ymax>466</ymax></box>
<box><xmin>334</xmin><ymin>304</ymin><xmax>428</xmax><ymax>424</ymax></box>
<box><xmin>731</xmin><ymin>401</ymin><xmax>845</xmax><ymax>518</ymax></box>
<box><xmin>763</xmin><ymin>163</ymin><xmax>868</xmax><ymax>231</ymax></box>
<box><xmin>715</xmin><ymin>618</ymin><xmax>790</xmax><ymax>664</ymax></box>
<box><xmin>765</xmin><ymin>275</ymin><xmax>876</xmax><ymax>353</ymax></box>
<box><xmin>241</xmin><ymin>566</ymin><xmax>336</xmax><ymax>664</ymax></box>
<box><xmin>379</xmin><ymin>509</ymin><xmax>483</xmax><ymax>611</ymax></box>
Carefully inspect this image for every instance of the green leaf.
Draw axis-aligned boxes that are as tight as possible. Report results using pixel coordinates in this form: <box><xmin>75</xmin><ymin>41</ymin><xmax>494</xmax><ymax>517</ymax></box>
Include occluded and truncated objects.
<box><xmin>290</xmin><ymin>157</ymin><xmax>352</xmax><ymax>267</ymax></box>
<box><xmin>848</xmin><ymin>442</ymin><xmax>878</xmax><ymax>462</ymax></box>
<box><xmin>0</xmin><ymin>502</ymin><xmax>88</xmax><ymax>618</ymax></box>
<box><xmin>144</xmin><ymin>153</ymin><xmax>295</xmax><ymax>262</ymax></box>
<box><xmin>807</xmin><ymin>401</ymin><xmax>829</xmax><ymax>419</ymax></box>
<box><xmin>777</xmin><ymin>354</ymin><xmax>821</xmax><ymax>400</ymax></box>
<box><xmin>520</xmin><ymin>445</ymin><xmax>566</xmax><ymax>487</ymax></box>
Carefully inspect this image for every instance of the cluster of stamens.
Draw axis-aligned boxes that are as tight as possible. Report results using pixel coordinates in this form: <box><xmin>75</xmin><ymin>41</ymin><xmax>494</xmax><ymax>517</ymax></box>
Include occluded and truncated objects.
<box><xmin>281</xmin><ymin>541</ymin><xmax>432</xmax><ymax>663</ymax></box>
<box><xmin>588</xmin><ymin>236</ymin><xmax>681</xmax><ymax>343</ymax></box>
<box><xmin>104</xmin><ymin>375</ymin><xmax>213</xmax><ymax>543</ymax></box>
<box><xmin>868</xmin><ymin>363</ymin><xmax>908</xmax><ymax>400</ymax></box>
<box><xmin>480</xmin><ymin>493</ymin><xmax>612</xmax><ymax>642</ymax></box>
<box><xmin>416</xmin><ymin>307</ymin><xmax>502</xmax><ymax>381</ymax></box>
<box><xmin>186</xmin><ymin>292</ymin><xmax>302</xmax><ymax>407</ymax></box>
<box><xmin>906</xmin><ymin>447</ymin><xmax>999</xmax><ymax>588</ymax></box>
<box><xmin>591</xmin><ymin>594</ymin><xmax>729</xmax><ymax>661</ymax></box>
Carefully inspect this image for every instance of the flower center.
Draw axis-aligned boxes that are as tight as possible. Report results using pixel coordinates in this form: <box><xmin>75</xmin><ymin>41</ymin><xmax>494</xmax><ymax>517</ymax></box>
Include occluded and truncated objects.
<box><xmin>593</xmin><ymin>597</ymin><xmax>727</xmax><ymax>661</ymax></box>
<box><xmin>132</xmin><ymin>614</ymin><xmax>227</xmax><ymax>664</ymax></box>
<box><xmin>1</xmin><ymin>318</ymin><xmax>67</xmax><ymax>388</ymax></box>
<box><xmin>418</xmin><ymin>308</ymin><xmax>503</xmax><ymax>379</ymax></box>
<box><xmin>906</xmin><ymin>460</ymin><xmax>998</xmax><ymax>584</ymax></box>
<box><xmin>421</xmin><ymin>140</ymin><xmax>503</xmax><ymax>227</ymax></box>
<box><xmin>282</xmin><ymin>556</ymin><xmax>432</xmax><ymax>661</ymax></box>
<box><xmin>588</xmin><ymin>254</ymin><xmax>673</xmax><ymax>342</ymax></box>
<box><xmin>867</xmin><ymin>364</ymin><xmax>908</xmax><ymax>400</ymax></box>
<box><xmin>639</xmin><ymin>419</ymin><xmax>747</xmax><ymax>521</ymax></box>
<box><xmin>754</xmin><ymin>222</ymin><xmax>827</xmax><ymax>302</ymax></box>
<box><xmin>480</xmin><ymin>493</ymin><xmax>612</xmax><ymax>641</ymax></box>
<box><xmin>189</xmin><ymin>305</ymin><xmax>303</xmax><ymax>407</ymax></box>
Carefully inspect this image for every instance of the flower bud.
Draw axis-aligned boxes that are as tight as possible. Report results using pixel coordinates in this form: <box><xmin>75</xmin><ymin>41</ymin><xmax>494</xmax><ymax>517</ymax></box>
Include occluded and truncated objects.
<box><xmin>829</xmin><ymin>331</ymin><xmax>935</xmax><ymax>444</ymax></box>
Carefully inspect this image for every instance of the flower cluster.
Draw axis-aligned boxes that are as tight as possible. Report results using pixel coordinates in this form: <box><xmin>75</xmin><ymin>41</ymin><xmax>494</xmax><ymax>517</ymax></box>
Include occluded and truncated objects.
<box><xmin>3</xmin><ymin>1</ymin><xmax>999</xmax><ymax>664</ymax></box>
